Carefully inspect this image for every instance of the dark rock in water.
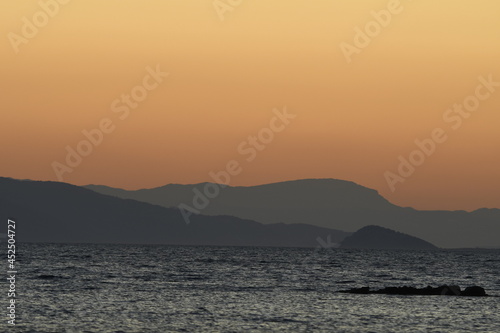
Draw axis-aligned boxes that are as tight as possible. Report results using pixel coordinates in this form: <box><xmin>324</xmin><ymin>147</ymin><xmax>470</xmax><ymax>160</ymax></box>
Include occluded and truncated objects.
<box><xmin>339</xmin><ymin>285</ymin><xmax>487</xmax><ymax>297</ymax></box>
<box><xmin>435</xmin><ymin>285</ymin><xmax>461</xmax><ymax>296</ymax></box>
<box><xmin>461</xmin><ymin>286</ymin><xmax>487</xmax><ymax>296</ymax></box>
<box><xmin>346</xmin><ymin>287</ymin><xmax>370</xmax><ymax>294</ymax></box>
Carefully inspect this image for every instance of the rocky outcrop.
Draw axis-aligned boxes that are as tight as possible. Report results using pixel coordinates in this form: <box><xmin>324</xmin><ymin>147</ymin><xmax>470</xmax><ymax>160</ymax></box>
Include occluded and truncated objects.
<box><xmin>339</xmin><ymin>285</ymin><xmax>487</xmax><ymax>296</ymax></box>
<box><xmin>461</xmin><ymin>286</ymin><xmax>487</xmax><ymax>296</ymax></box>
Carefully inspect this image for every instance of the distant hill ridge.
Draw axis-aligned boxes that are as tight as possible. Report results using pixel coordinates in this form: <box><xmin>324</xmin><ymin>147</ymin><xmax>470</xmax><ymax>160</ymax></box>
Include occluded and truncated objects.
<box><xmin>86</xmin><ymin>178</ymin><xmax>399</xmax><ymax>213</ymax></box>
<box><xmin>85</xmin><ymin>178</ymin><xmax>500</xmax><ymax>248</ymax></box>
<box><xmin>0</xmin><ymin>177</ymin><xmax>351</xmax><ymax>247</ymax></box>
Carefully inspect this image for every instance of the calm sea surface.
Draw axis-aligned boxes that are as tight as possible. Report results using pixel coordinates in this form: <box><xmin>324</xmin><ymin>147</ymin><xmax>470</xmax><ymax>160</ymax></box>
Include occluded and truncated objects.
<box><xmin>3</xmin><ymin>244</ymin><xmax>500</xmax><ymax>332</ymax></box>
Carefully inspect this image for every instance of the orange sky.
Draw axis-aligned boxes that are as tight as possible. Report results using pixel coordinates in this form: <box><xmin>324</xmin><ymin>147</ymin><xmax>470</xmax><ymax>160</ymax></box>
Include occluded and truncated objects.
<box><xmin>1</xmin><ymin>0</ymin><xmax>499</xmax><ymax>211</ymax></box>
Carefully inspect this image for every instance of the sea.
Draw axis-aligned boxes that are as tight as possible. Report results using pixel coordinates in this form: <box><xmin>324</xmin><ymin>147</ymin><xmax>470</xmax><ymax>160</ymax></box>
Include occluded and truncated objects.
<box><xmin>3</xmin><ymin>243</ymin><xmax>500</xmax><ymax>332</ymax></box>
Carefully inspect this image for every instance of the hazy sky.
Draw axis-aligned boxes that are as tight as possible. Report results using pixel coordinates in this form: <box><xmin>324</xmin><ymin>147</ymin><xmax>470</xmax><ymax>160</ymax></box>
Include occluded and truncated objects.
<box><xmin>1</xmin><ymin>0</ymin><xmax>499</xmax><ymax>211</ymax></box>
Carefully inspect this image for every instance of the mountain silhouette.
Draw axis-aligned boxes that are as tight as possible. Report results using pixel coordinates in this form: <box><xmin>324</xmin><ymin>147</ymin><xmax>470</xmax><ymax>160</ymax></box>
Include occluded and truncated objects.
<box><xmin>0</xmin><ymin>177</ymin><xmax>350</xmax><ymax>247</ymax></box>
<box><xmin>340</xmin><ymin>225</ymin><xmax>437</xmax><ymax>250</ymax></box>
<box><xmin>85</xmin><ymin>179</ymin><xmax>500</xmax><ymax>248</ymax></box>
